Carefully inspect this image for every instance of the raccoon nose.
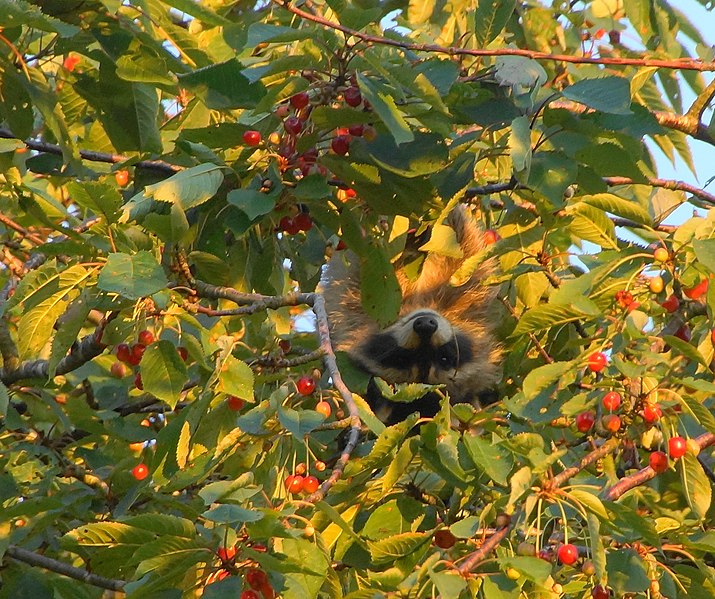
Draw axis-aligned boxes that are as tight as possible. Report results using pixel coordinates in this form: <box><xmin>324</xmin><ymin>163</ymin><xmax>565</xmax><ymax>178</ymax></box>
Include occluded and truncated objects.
<box><xmin>413</xmin><ymin>315</ymin><xmax>438</xmax><ymax>339</ymax></box>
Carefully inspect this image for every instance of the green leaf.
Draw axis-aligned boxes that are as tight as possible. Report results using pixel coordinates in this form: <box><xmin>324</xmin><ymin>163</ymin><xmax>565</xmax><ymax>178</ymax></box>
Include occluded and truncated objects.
<box><xmin>563</xmin><ymin>76</ymin><xmax>633</xmax><ymax>115</ymax></box>
<box><xmin>509</xmin><ymin>115</ymin><xmax>532</xmax><ymax>173</ymax></box>
<box><xmin>66</xmin><ymin>181</ymin><xmax>123</xmax><ymax>223</ymax></box>
<box><xmin>277</xmin><ymin>406</ymin><xmax>325</xmax><ymax>438</ymax></box>
<box><xmin>449</xmin><ymin>516</ymin><xmax>481</xmax><ymax>539</ymax></box>
<box><xmin>178</xmin><ymin>59</ymin><xmax>266</xmax><ymax>110</ymax></box>
<box><xmin>360</xmin><ymin>247</ymin><xmax>401</xmax><ymax>326</ymax></box>
<box><xmin>63</xmin><ymin>522</ymin><xmax>155</xmax><ymax>548</ymax></box>
<box><xmin>474</xmin><ymin>0</ymin><xmax>517</xmax><ymax>47</ymax></box>
<box><xmin>98</xmin><ymin>251</ymin><xmax>168</xmax><ymax>300</ymax></box>
<box><xmin>202</xmin><ymin>504</ymin><xmax>264</xmax><ymax>524</ymax></box>
<box><xmin>498</xmin><ymin>556</ymin><xmax>552</xmax><ymax>584</ymax></box>
<box><xmin>164</xmin><ymin>0</ymin><xmax>231</xmax><ymax>26</ymax></box>
<box><xmin>347</xmin><ymin>413</ymin><xmax>419</xmax><ymax>475</ymax></box>
<box><xmin>582</xmin><ymin>193</ymin><xmax>652</xmax><ymax>225</ymax></box>
<box><xmin>568</xmin><ymin>203</ymin><xmax>618</xmax><ymax>249</ymax></box>
<box><xmin>507</xmin><ymin>466</ymin><xmax>533</xmax><ymax>510</ymax></box>
<box><xmin>280</xmin><ymin>538</ymin><xmax>330</xmax><ymax>599</ymax></box>
<box><xmin>522</xmin><ymin>361</ymin><xmax>575</xmax><ymax>401</ymax></box>
<box><xmin>0</xmin><ymin>0</ymin><xmax>79</xmax><ymax>36</ymax></box>
<box><xmin>116</xmin><ymin>52</ymin><xmax>178</xmax><ymax>87</ymax></box>
<box><xmin>216</xmin><ymin>355</ymin><xmax>254</xmax><ymax>400</ymax></box>
<box><xmin>429</xmin><ymin>571</ymin><xmax>468</xmax><ymax>596</ymax></box>
<box><xmin>680</xmin><ymin>452</ymin><xmax>712</xmax><ymax>521</ymax></box>
<box><xmin>227</xmin><ymin>188</ymin><xmax>275</xmax><ymax>220</ymax></box>
<box><xmin>140</xmin><ymin>340</ymin><xmax>189</xmax><ymax>408</ymax></box>
<box><xmin>606</xmin><ymin>549</ymin><xmax>650</xmax><ymax>594</ymax></box>
<box><xmin>462</xmin><ymin>433</ymin><xmax>513</xmax><ymax>485</ymax></box>
<box><xmin>368</xmin><ymin>532</ymin><xmax>430</xmax><ymax>565</ymax></box>
<box><xmin>0</xmin><ymin>381</ymin><xmax>8</xmax><ymax>417</ymax></box>
<box><xmin>693</xmin><ymin>238</ymin><xmax>715</xmax><ymax>275</ymax></box>
<box><xmin>357</xmin><ymin>73</ymin><xmax>413</xmax><ymax>145</ymax></box>
<box><xmin>569</xmin><ymin>488</ymin><xmax>609</xmax><ymax>520</ymax></box>
<box><xmin>511</xmin><ymin>304</ymin><xmax>589</xmax><ymax>337</ymax></box>
<box><xmin>144</xmin><ymin>164</ymin><xmax>224</xmax><ymax>209</ymax></box>
<box><xmin>679</xmin><ymin>393</ymin><xmax>715</xmax><ymax>434</ymax></box>
<box><xmin>365</xmin><ymin>132</ymin><xmax>448</xmax><ymax>178</ymax></box>
<box><xmin>48</xmin><ymin>290</ymin><xmax>93</xmax><ymax>376</ymax></box>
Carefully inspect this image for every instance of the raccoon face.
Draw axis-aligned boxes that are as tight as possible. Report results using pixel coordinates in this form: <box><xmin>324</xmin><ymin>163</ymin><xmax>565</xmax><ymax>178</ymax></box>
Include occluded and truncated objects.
<box><xmin>351</xmin><ymin>308</ymin><xmax>485</xmax><ymax>403</ymax></box>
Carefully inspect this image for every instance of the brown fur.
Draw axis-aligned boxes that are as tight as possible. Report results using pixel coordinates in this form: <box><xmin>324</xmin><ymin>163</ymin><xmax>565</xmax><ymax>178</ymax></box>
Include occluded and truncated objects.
<box><xmin>323</xmin><ymin>206</ymin><xmax>501</xmax><ymax>409</ymax></box>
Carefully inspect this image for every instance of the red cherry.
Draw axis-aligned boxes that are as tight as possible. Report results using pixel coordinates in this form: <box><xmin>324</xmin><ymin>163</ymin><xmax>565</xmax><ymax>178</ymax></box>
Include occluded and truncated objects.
<box><xmin>344</xmin><ymin>86</ymin><xmax>362</xmax><ymax>107</ymax></box>
<box><xmin>575</xmin><ymin>411</ymin><xmax>596</xmax><ymax>433</ymax></box>
<box><xmin>660</xmin><ymin>294</ymin><xmax>680</xmax><ymax>312</ymax></box>
<box><xmin>602</xmin><ymin>414</ymin><xmax>621</xmax><ymax>433</ymax></box>
<box><xmin>674</xmin><ymin>325</ymin><xmax>691</xmax><ymax>342</ymax></box>
<box><xmin>241</xmin><ymin>590</ymin><xmax>260</xmax><ymax>599</ymax></box>
<box><xmin>336</xmin><ymin>240</ymin><xmax>347</xmax><ymax>251</ymax></box>
<box><xmin>294</xmin><ymin>213</ymin><xmax>313</xmax><ymax>232</ymax></box>
<box><xmin>127</xmin><ymin>343</ymin><xmax>146</xmax><ymax>365</ymax></box>
<box><xmin>137</xmin><ymin>330</ymin><xmax>154</xmax><ymax>345</ymax></box>
<box><xmin>538</xmin><ymin>548</ymin><xmax>553</xmax><ymax>561</ymax></box>
<box><xmin>285</xmin><ymin>474</ymin><xmax>304</xmax><ymax>494</ymax></box>
<box><xmin>131</xmin><ymin>463</ymin><xmax>149</xmax><ymax>480</ymax></box>
<box><xmin>331</xmin><ymin>135</ymin><xmax>350</xmax><ymax>155</ymax></box>
<box><xmin>284</xmin><ymin>116</ymin><xmax>302</xmax><ymax>135</ymax></box>
<box><xmin>245</xmin><ymin>568</ymin><xmax>269</xmax><ymax>589</ymax></box>
<box><xmin>63</xmin><ymin>54</ymin><xmax>81</xmax><ymax>71</ymax></box>
<box><xmin>557</xmin><ymin>543</ymin><xmax>579</xmax><ymax>565</ymax></box>
<box><xmin>227</xmin><ymin>396</ymin><xmax>244</xmax><ymax>411</ymax></box>
<box><xmin>177</xmin><ymin>347</ymin><xmax>189</xmax><ymax>362</ymax></box>
<box><xmin>649</xmin><ymin>451</ymin><xmax>668</xmax><ymax>473</ymax></box>
<box><xmin>615</xmin><ymin>290</ymin><xmax>633</xmax><ymax>308</ymax></box>
<box><xmin>433</xmin><ymin>529</ymin><xmax>457</xmax><ymax>549</ymax></box>
<box><xmin>134</xmin><ymin>373</ymin><xmax>143</xmax><ymax>390</ymax></box>
<box><xmin>296</xmin><ymin>376</ymin><xmax>316</xmax><ymax>395</ymax></box>
<box><xmin>207</xmin><ymin>569</ymin><xmax>230</xmax><ymax>584</ymax></box>
<box><xmin>683</xmin><ymin>278</ymin><xmax>708</xmax><ymax>299</ymax></box>
<box><xmin>116</xmin><ymin>343</ymin><xmax>132</xmax><ymax>363</ymax></box>
<box><xmin>587</xmin><ymin>351</ymin><xmax>608</xmax><ymax>372</ymax></box>
<box><xmin>115</xmin><ymin>170</ymin><xmax>130</xmax><ymax>187</ymax></box>
<box><xmin>279</xmin><ymin>215</ymin><xmax>300</xmax><ymax>235</ymax></box>
<box><xmin>348</xmin><ymin>124</ymin><xmax>364</xmax><ymax>136</ymax></box>
<box><xmin>591</xmin><ymin>585</ymin><xmax>611</xmax><ymax>599</ymax></box>
<box><xmin>642</xmin><ymin>403</ymin><xmax>662</xmax><ymax>423</ymax></box>
<box><xmin>289</xmin><ymin>92</ymin><xmax>310</xmax><ymax>109</ymax></box>
<box><xmin>315</xmin><ymin>401</ymin><xmax>332</xmax><ymax>418</ymax></box>
<box><xmin>110</xmin><ymin>361</ymin><xmax>128</xmax><ymax>378</ymax></box>
<box><xmin>243</xmin><ymin>130</ymin><xmax>262</xmax><ymax>146</ymax></box>
<box><xmin>302</xmin><ymin>475</ymin><xmax>319</xmax><ymax>494</ymax></box>
<box><xmin>668</xmin><ymin>436</ymin><xmax>687</xmax><ymax>459</ymax></box>
<box><xmin>602</xmin><ymin>391</ymin><xmax>621</xmax><ymax>411</ymax></box>
<box><xmin>217</xmin><ymin>545</ymin><xmax>237</xmax><ymax>561</ymax></box>
<box><xmin>483</xmin><ymin>229</ymin><xmax>500</xmax><ymax>245</ymax></box>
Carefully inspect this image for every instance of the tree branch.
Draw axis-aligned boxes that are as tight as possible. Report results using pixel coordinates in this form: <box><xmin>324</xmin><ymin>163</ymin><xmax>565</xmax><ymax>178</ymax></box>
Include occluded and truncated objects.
<box><xmin>273</xmin><ymin>0</ymin><xmax>715</xmax><ymax>72</ymax></box>
<box><xmin>0</xmin><ymin>128</ymin><xmax>181</xmax><ymax>174</ymax></box>
<box><xmin>4</xmin><ymin>545</ymin><xmax>125</xmax><ymax>592</ymax></box>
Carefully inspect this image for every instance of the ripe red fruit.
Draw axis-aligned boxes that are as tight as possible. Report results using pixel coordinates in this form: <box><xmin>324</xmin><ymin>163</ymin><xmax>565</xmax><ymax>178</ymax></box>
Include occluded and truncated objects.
<box><xmin>302</xmin><ymin>475</ymin><xmax>319</xmax><ymax>494</ymax></box>
<box><xmin>137</xmin><ymin>330</ymin><xmax>154</xmax><ymax>345</ymax></box>
<box><xmin>315</xmin><ymin>401</ymin><xmax>332</xmax><ymax>418</ymax></box>
<box><xmin>134</xmin><ymin>373</ymin><xmax>143</xmax><ymax>390</ymax></box>
<box><xmin>433</xmin><ymin>529</ymin><xmax>457</xmax><ymax>549</ymax></box>
<box><xmin>641</xmin><ymin>403</ymin><xmax>662</xmax><ymax>423</ymax></box>
<box><xmin>116</xmin><ymin>343</ymin><xmax>132</xmax><ymax>363</ymax></box>
<box><xmin>128</xmin><ymin>343</ymin><xmax>146</xmax><ymax>365</ymax></box>
<box><xmin>674</xmin><ymin>325</ymin><xmax>692</xmax><ymax>342</ymax></box>
<box><xmin>331</xmin><ymin>135</ymin><xmax>350</xmax><ymax>155</ymax></box>
<box><xmin>115</xmin><ymin>170</ymin><xmax>130</xmax><ymax>187</ymax></box>
<box><xmin>227</xmin><ymin>396</ymin><xmax>244</xmax><ymax>411</ymax></box>
<box><xmin>483</xmin><ymin>229</ymin><xmax>500</xmax><ymax>245</ymax></box>
<box><xmin>602</xmin><ymin>391</ymin><xmax>621</xmax><ymax>411</ymax></box>
<box><xmin>587</xmin><ymin>351</ymin><xmax>608</xmax><ymax>372</ymax></box>
<box><xmin>285</xmin><ymin>474</ymin><xmax>304</xmax><ymax>494</ymax></box>
<box><xmin>660</xmin><ymin>294</ymin><xmax>680</xmax><ymax>312</ymax></box>
<box><xmin>575</xmin><ymin>411</ymin><xmax>596</xmax><ymax>433</ymax></box>
<box><xmin>245</xmin><ymin>568</ymin><xmax>269</xmax><ymax>589</ymax></box>
<box><xmin>63</xmin><ymin>54</ymin><xmax>81</xmax><ymax>71</ymax></box>
<box><xmin>591</xmin><ymin>585</ymin><xmax>611</xmax><ymax>599</ymax></box>
<box><xmin>289</xmin><ymin>92</ymin><xmax>310</xmax><ymax>109</ymax></box>
<box><xmin>344</xmin><ymin>86</ymin><xmax>362</xmax><ymax>107</ymax></box>
<box><xmin>294</xmin><ymin>212</ymin><xmax>313</xmax><ymax>232</ymax></box>
<box><xmin>348</xmin><ymin>124</ymin><xmax>364</xmax><ymax>136</ymax></box>
<box><xmin>668</xmin><ymin>436</ymin><xmax>687</xmax><ymax>459</ymax></box>
<box><xmin>110</xmin><ymin>361</ymin><xmax>128</xmax><ymax>378</ymax></box>
<box><xmin>242</xmin><ymin>130</ymin><xmax>262</xmax><ymax>147</ymax></box>
<box><xmin>557</xmin><ymin>543</ymin><xmax>579</xmax><ymax>565</ymax></box>
<box><xmin>279</xmin><ymin>215</ymin><xmax>300</xmax><ymax>235</ymax></box>
<box><xmin>283</xmin><ymin>116</ymin><xmax>302</xmax><ymax>135</ymax></box>
<box><xmin>684</xmin><ymin>278</ymin><xmax>708</xmax><ymax>300</ymax></box>
<box><xmin>296</xmin><ymin>376</ymin><xmax>316</xmax><ymax>396</ymax></box>
<box><xmin>538</xmin><ymin>548</ymin><xmax>553</xmax><ymax>561</ymax></box>
<box><xmin>177</xmin><ymin>346</ymin><xmax>189</xmax><ymax>362</ymax></box>
<box><xmin>241</xmin><ymin>590</ymin><xmax>260</xmax><ymax>599</ymax></box>
<box><xmin>649</xmin><ymin>451</ymin><xmax>668</xmax><ymax>473</ymax></box>
<box><xmin>217</xmin><ymin>545</ymin><xmax>237</xmax><ymax>561</ymax></box>
<box><xmin>615</xmin><ymin>289</ymin><xmax>633</xmax><ymax>308</ymax></box>
<box><xmin>336</xmin><ymin>240</ymin><xmax>347</xmax><ymax>251</ymax></box>
<box><xmin>602</xmin><ymin>414</ymin><xmax>621</xmax><ymax>433</ymax></box>
<box><xmin>131</xmin><ymin>463</ymin><xmax>149</xmax><ymax>480</ymax></box>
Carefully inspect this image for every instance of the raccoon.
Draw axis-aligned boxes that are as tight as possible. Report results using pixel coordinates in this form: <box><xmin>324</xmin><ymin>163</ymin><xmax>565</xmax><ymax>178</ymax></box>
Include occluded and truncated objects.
<box><xmin>323</xmin><ymin>206</ymin><xmax>501</xmax><ymax>425</ymax></box>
